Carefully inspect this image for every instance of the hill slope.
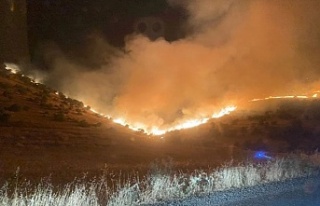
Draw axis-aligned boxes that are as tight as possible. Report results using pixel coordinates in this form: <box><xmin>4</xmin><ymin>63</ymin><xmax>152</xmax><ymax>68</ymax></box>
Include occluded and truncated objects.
<box><xmin>0</xmin><ymin>64</ymin><xmax>235</xmax><ymax>182</ymax></box>
<box><xmin>1</xmin><ymin>63</ymin><xmax>320</xmax><ymax>183</ymax></box>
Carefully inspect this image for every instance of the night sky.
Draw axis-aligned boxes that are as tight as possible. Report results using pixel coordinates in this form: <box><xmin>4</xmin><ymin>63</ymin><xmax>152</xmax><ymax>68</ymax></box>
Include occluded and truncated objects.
<box><xmin>27</xmin><ymin>0</ymin><xmax>183</xmax><ymax>48</ymax></box>
<box><xmin>2</xmin><ymin>0</ymin><xmax>320</xmax><ymax>133</ymax></box>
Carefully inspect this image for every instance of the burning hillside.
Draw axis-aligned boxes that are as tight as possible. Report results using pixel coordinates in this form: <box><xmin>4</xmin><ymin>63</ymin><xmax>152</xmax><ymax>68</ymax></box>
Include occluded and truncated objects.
<box><xmin>10</xmin><ymin>0</ymin><xmax>320</xmax><ymax>136</ymax></box>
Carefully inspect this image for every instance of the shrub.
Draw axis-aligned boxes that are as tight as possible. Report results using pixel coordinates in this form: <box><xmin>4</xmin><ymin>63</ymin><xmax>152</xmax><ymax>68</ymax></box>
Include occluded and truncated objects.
<box><xmin>41</xmin><ymin>103</ymin><xmax>53</xmax><ymax>109</ymax></box>
<box><xmin>14</xmin><ymin>85</ymin><xmax>29</xmax><ymax>95</ymax></box>
<box><xmin>40</xmin><ymin>95</ymin><xmax>48</xmax><ymax>105</ymax></box>
<box><xmin>0</xmin><ymin>110</ymin><xmax>10</xmax><ymax>123</ymax></box>
<box><xmin>2</xmin><ymin>90</ymin><xmax>13</xmax><ymax>99</ymax></box>
<box><xmin>78</xmin><ymin>120</ymin><xmax>90</xmax><ymax>127</ymax></box>
<box><xmin>18</xmin><ymin>75</ymin><xmax>32</xmax><ymax>84</ymax></box>
<box><xmin>76</xmin><ymin>108</ymin><xmax>83</xmax><ymax>115</ymax></box>
<box><xmin>0</xmin><ymin>82</ymin><xmax>9</xmax><ymax>89</ymax></box>
<box><xmin>5</xmin><ymin>104</ymin><xmax>21</xmax><ymax>112</ymax></box>
<box><xmin>53</xmin><ymin>112</ymin><xmax>65</xmax><ymax>122</ymax></box>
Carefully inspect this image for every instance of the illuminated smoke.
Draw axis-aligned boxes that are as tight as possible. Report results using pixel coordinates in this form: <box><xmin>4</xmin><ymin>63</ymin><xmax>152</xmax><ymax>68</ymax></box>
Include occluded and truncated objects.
<box><xmin>35</xmin><ymin>0</ymin><xmax>320</xmax><ymax>133</ymax></box>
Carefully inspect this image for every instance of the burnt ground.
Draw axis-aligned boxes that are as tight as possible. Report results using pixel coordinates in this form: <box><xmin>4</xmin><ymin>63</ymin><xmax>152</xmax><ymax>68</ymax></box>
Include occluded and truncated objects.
<box><xmin>0</xmin><ymin>64</ymin><xmax>320</xmax><ymax>184</ymax></box>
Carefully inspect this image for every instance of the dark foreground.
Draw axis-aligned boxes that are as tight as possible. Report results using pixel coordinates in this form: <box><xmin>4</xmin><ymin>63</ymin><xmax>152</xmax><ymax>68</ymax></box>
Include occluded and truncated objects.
<box><xmin>150</xmin><ymin>175</ymin><xmax>320</xmax><ymax>206</ymax></box>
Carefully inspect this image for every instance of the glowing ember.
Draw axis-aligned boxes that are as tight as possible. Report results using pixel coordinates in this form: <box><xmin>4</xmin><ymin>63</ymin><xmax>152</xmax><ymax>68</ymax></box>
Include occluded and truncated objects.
<box><xmin>173</xmin><ymin>118</ymin><xmax>210</xmax><ymax>130</ymax></box>
<box><xmin>251</xmin><ymin>94</ymin><xmax>319</xmax><ymax>102</ymax></box>
<box><xmin>212</xmin><ymin>106</ymin><xmax>237</xmax><ymax>118</ymax></box>
<box><xmin>89</xmin><ymin>108</ymin><xmax>100</xmax><ymax>114</ymax></box>
<box><xmin>150</xmin><ymin>128</ymin><xmax>166</xmax><ymax>136</ymax></box>
<box><xmin>113</xmin><ymin>118</ymin><xmax>127</xmax><ymax>126</ymax></box>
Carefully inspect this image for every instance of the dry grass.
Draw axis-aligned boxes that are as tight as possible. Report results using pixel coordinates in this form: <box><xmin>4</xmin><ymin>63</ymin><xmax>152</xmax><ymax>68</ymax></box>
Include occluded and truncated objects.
<box><xmin>1</xmin><ymin>152</ymin><xmax>319</xmax><ymax>206</ymax></box>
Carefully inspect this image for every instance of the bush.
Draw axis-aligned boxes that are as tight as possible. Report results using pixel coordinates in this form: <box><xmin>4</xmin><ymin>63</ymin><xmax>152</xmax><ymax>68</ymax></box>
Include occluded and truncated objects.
<box><xmin>0</xmin><ymin>110</ymin><xmax>11</xmax><ymax>123</ymax></box>
<box><xmin>2</xmin><ymin>90</ymin><xmax>13</xmax><ymax>99</ymax></box>
<box><xmin>5</xmin><ymin>104</ymin><xmax>21</xmax><ymax>112</ymax></box>
<box><xmin>14</xmin><ymin>85</ymin><xmax>29</xmax><ymax>95</ymax></box>
<box><xmin>18</xmin><ymin>75</ymin><xmax>32</xmax><ymax>84</ymax></box>
<box><xmin>68</xmin><ymin>99</ymin><xmax>84</xmax><ymax>108</ymax></box>
<box><xmin>78</xmin><ymin>120</ymin><xmax>90</xmax><ymax>127</ymax></box>
<box><xmin>0</xmin><ymin>82</ymin><xmax>9</xmax><ymax>89</ymax></box>
<box><xmin>40</xmin><ymin>95</ymin><xmax>48</xmax><ymax>105</ymax></box>
<box><xmin>76</xmin><ymin>108</ymin><xmax>83</xmax><ymax>115</ymax></box>
<box><xmin>53</xmin><ymin>112</ymin><xmax>65</xmax><ymax>122</ymax></box>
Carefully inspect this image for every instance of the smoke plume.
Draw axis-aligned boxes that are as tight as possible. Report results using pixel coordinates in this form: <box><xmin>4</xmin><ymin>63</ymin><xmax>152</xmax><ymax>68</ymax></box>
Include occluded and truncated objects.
<box><xmin>39</xmin><ymin>0</ymin><xmax>320</xmax><ymax>132</ymax></box>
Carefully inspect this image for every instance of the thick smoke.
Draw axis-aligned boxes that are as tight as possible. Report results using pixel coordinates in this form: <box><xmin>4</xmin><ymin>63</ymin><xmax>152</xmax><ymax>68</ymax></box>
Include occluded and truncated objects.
<box><xmin>40</xmin><ymin>0</ymin><xmax>320</xmax><ymax>131</ymax></box>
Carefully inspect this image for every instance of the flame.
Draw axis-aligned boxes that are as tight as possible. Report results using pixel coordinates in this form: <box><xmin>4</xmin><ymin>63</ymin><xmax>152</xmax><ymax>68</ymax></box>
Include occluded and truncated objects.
<box><xmin>84</xmin><ymin>93</ymin><xmax>317</xmax><ymax>135</ymax></box>
<box><xmin>83</xmin><ymin>104</ymin><xmax>237</xmax><ymax>136</ymax></box>
<box><xmin>212</xmin><ymin>106</ymin><xmax>237</xmax><ymax>118</ymax></box>
<box><xmin>4</xmin><ymin>63</ymin><xmax>20</xmax><ymax>74</ymax></box>
<box><xmin>5</xmin><ymin>63</ymin><xmax>320</xmax><ymax>136</ymax></box>
<box><xmin>251</xmin><ymin>93</ymin><xmax>318</xmax><ymax>102</ymax></box>
<box><xmin>4</xmin><ymin>63</ymin><xmax>44</xmax><ymax>83</ymax></box>
<box><xmin>105</xmin><ymin>106</ymin><xmax>236</xmax><ymax>136</ymax></box>
<box><xmin>113</xmin><ymin>118</ymin><xmax>127</xmax><ymax>126</ymax></box>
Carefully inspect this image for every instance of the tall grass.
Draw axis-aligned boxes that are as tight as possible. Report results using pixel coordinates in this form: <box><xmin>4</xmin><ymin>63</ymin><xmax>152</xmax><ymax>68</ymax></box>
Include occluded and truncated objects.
<box><xmin>1</xmin><ymin>152</ymin><xmax>319</xmax><ymax>206</ymax></box>
<box><xmin>0</xmin><ymin>175</ymin><xmax>110</xmax><ymax>206</ymax></box>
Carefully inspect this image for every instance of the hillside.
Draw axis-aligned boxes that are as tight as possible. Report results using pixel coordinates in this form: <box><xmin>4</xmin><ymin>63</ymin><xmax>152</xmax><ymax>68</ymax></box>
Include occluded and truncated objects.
<box><xmin>0</xmin><ymin>64</ymin><xmax>236</xmax><ymax>182</ymax></box>
<box><xmin>1</xmin><ymin>63</ymin><xmax>320</xmax><ymax>183</ymax></box>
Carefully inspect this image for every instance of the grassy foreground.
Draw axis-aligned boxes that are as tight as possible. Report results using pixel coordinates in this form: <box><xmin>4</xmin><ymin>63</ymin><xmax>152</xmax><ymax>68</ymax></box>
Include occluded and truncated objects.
<box><xmin>1</xmin><ymin>152</ymin><xmax>320</xmax><ymax>206</ymax></box>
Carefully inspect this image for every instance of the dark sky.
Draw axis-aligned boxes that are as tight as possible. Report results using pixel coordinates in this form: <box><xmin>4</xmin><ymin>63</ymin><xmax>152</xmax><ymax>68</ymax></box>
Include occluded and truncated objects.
<box><xmin>26</xmin><ymin>0</ymin><xmax>186</xmax><ymax>65</ymax></box>
<box><xmin>27</xmin><ymin>0</ymin><xmax>172</xmax><ymax>42</ymax></box>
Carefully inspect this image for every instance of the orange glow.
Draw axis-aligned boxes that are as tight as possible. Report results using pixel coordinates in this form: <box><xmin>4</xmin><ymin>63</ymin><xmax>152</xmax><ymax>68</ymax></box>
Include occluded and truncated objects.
<box><xmin>212</xmin><ymin>106</ymin><xmax>237</xmax><ymax>118</ymax></box>
<box><xmin>251</xmin><ymin>94</ymin><xmax>319</xmax><ymax>102</ymax></box>
<box><xmin>87</xmin><ymin>105</ymin><xmax>236</xmax><ymax>136</ymax></box>
<box><xmin>5</xmin><ymin>63</ymin><xmax>320</xmax><ymax>136</ymax></box>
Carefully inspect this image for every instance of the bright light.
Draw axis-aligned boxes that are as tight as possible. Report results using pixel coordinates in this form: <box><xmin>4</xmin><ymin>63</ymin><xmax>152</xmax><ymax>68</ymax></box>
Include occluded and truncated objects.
<box><xmin>150</xmin><ymin>128</ymin><xmax>166</xmax><ymax>136</ymax></box>
<box><xmin>111</xmin><ymin>106</ymin><xmax>236</xmax><ymax>136</ymax></box>
<box><xmin>113</xmin><ymin>118</ymin><xmax>127</xmax><ymax>126</ymax></box>
<box><xmin>212</xmin><ymin>106</ymin><xmax>237</xmax><ymax>118</ymax></box>
<box><xmin>4</xmin><ymin>63</ymin><xmax>20</xmax><ymax>74</ymax></box>
<box><xmin>296</xmin><ymin>95</ymin><xmax>308</xmax><ymax>99</ymax></box>
<box><xmin>83</xmin><ymin>105</ymin><xmax>236</xmax><ymax>136</ymax></box>
<box><xmin>4</xmin><ymin>63</ymin><xmax>44</xmax><ymax>83</ymax></box>
<box><xmin>251</xmin><ymin>93</ymin><xmax>319</xmax><ymax>102</ymax></box>
<box><xmin>254</xmin><ymin>151</ymin><xmax>272</xmax><ymax>160</ymax></box>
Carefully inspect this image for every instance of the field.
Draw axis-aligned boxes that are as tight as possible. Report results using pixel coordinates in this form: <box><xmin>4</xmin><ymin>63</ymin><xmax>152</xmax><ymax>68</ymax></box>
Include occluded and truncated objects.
<box><xmin>1</xmin><ymin>153</ymin><xmax>319</xmax><ymax>205</ymax></box>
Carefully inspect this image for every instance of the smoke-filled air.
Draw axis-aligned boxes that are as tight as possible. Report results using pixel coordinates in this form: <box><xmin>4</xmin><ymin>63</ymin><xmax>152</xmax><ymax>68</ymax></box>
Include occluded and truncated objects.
<box><xmin>34</xmin><ymin>0</ymin><xmax>320</xmax><ymax>134</ymax></box>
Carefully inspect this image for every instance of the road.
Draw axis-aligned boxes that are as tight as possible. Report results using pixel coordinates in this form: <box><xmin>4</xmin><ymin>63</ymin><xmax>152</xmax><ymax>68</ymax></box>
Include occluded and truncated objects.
<box><xmin>149</xmin><ymin>175</ymin><xmax>320</xmax><ymax>206</ymax></box>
